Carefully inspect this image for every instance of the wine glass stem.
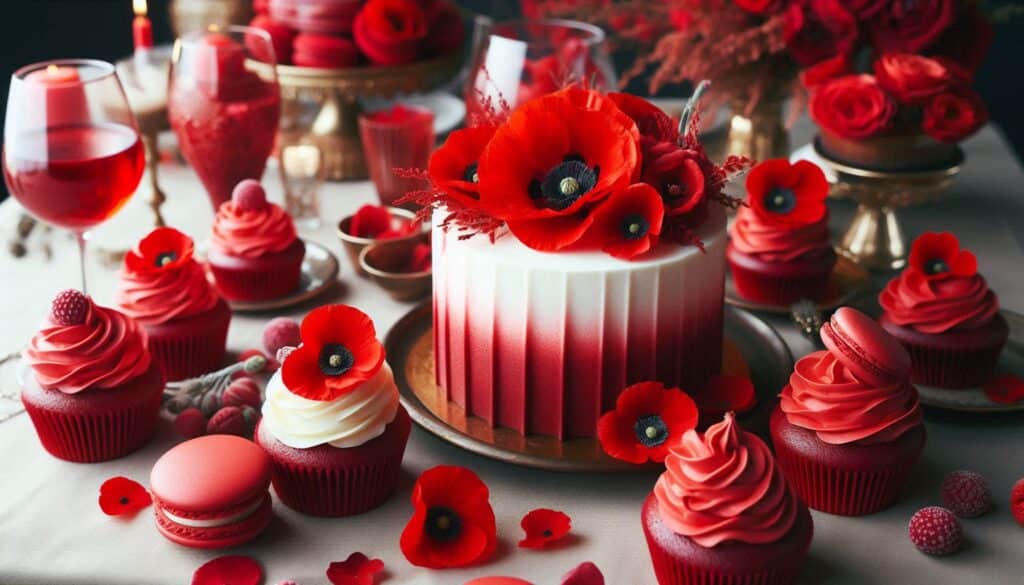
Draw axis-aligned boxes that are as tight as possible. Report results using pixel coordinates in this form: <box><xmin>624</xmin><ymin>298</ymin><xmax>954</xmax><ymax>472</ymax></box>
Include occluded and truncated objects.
<box><xmin>75</xmin><ymin>231</ymin><xmax>89</xmax><ymax>294</ymax></box>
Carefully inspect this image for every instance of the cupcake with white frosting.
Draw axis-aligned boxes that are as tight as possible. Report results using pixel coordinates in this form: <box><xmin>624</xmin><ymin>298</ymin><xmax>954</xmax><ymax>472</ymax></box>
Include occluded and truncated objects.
<box><xmin>254</xmin><ymin>304</ymin><xmax>411</xmax><ymax>517</ymax></box>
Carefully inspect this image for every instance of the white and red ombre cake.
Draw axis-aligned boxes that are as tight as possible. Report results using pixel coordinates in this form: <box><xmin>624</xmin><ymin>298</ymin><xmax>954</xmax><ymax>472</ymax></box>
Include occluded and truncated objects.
<box><xmin>433</xmin><ymin>207</ymin><xmax>727</xmax><ymax>438</ymax></box>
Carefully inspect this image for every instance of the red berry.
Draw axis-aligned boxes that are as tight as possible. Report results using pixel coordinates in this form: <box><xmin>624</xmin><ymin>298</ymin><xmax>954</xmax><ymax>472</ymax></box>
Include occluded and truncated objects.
<box><xmin>908</xmin><ymin>507</ymin><xmax>962</xmax><ymax>556</ymax></box>
<box><xmin>276</xmin><ymin>346</ymin><xmax>296</xmax><ymax>364</ymax></box>
<box><xmin>206</xmin><ymin>406</ymin><xmax>249</xmax><ymax>437</ymax></box>
<box><xmin>941</xmin><ymin>470</ymin><xmax>991</xmax><ymax>517</ymax></box>
<box><xmin>1012</xmin><ymin>479</ymin><xmax>1024</xmax><ymax>527</ymax></box>
<box><xmin>262</xmin><ymin>317</ymin><xmax>301</xmax><ymax>356</ymax></box>
<box><xmin>223</xmin><ymin>378</ymin><xmax>262</xmax><ymax>409</ymax></box>
<box><xmin>50</xmin><ymin>289</ymin><xmax>90</xmax><ymax>326</ymax></box>
<box><xmin>174</xmin><ymin>408</ymin><xmax>207</xmax><ymax>439</ymax></box>
<box><xmin>232</xmin><ymin>179</ymin><xmax>267</xmax><ymax>211</ymax></box>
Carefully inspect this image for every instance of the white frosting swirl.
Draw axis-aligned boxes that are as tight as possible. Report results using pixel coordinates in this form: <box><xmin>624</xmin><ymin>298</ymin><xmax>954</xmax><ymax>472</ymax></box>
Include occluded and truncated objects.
<box><xmin>261</xmin><ymin>363</ymin><xmax>399</xmax><ymax>449</ymax></box>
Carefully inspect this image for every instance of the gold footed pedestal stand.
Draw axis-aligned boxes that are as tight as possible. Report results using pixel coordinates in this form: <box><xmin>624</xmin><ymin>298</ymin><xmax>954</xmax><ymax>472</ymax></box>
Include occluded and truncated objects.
<box><xmin>814</xmin><ymin>140</ymin><xmax>963</xmax><ymax>271</ymax></box>
<box><xmin>135</xmin><ymin>108</ymin><xmax>170</xmax><ymax>228</ymax></box>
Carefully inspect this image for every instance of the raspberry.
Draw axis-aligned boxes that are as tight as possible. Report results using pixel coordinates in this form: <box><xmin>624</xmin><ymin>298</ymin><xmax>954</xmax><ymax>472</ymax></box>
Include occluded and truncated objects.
<box><xmin>262</xmin><ymin>317</ymin><xmax>301</xmax><ymax>356</ymax></box>
<box><xmin>50</xmin><ymin>289</ymin><xmax>90</xmax><ymax>325</ymax></box>
<box><xmin>207</xmin><ymin>406</ymin><xmax>248</xmax><ymax>437</ymax></box>
<box><xmin>238</xmin><ymin>348</ymin><xmax>278</xmax><ymax>373</ymax></box>
<box><xmin>1012</xmin><ymin>479</ymin><xmax>1024</xmax><ymax>527</ymax></box>
<box><xmin>908</xmin><ymin>507</ymin><xmax>962</xmax><ymax>556</ymax></box>
<box><xmin>173</xmin><ymin>408</ymin><xmax>207</xmax><ymax>439</ymax></box>
<box><xmin>222</xmin><ymin>378</ymin><xmax>262</xmax><ymax>409</ymax></box>
<box><xmin>276</xmin><ymin>346</ymin><xmax>296</xmax><ymax>364</ymax></box>
<box><xmin>232</xmin><ymin>179</ymin><xmax>267</xmax><ymax>211</ymax></box>
<box><xmin>941</xmin><ymin>470</ymin><xmax>991</xmax><ymax>517</ymax></box>
<box><xmin>561</xmin><ymin>562</ymin><xmax>604</xmax><ymax>585</ymax></box>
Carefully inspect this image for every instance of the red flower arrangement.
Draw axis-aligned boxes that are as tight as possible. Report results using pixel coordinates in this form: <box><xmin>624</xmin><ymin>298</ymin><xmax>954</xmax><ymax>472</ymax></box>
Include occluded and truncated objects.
<box><xmin>400</xmin><ymin>465</ymin><xmax>497</xmax><ymax>568</ymax></box>
<box><xmin>191</xmin><ymin>556</ymin><xmax>262</xmax><ymax>585</ymax></box>
<box><xmin>745</xmin><ymin>158</ymin><xmax>829</xmax><ymax>228</ymax></box>
<box><xmin>596</xmin><ymin>381</ymin><xmax>699</xmax><ymax>464</ymax></box>
<box><xmin>402</xmin><ymin>85</ymin><xmax>746</xmax><ymax>259</ymax></box>
<box><xmin>280</xmin><ymin>305</ymin><xmax>386</xmax><ymax>401</ymax></box>
<box><xmin>519</xmin><ymin>508</ymin><xmax>572</xmax><ymax>549</ymax></box>
<box><xmin>123</xmin><ymin>227</ymin><xmax>195</xmax><ymax>274</ymax></box>
<box><xmin>98</xmin><ymin>476</ymin><xmax>151</xmax><ymax>517</ymax></box>
<box><xmin>907</xmin><ymin>232</ymin><xmax>977</xmax><ymax>279</ymax></box>
<box><xmin>327</xmin><ymin>552</ymin><xmax>385</xmax><ymax>585</ymax></box>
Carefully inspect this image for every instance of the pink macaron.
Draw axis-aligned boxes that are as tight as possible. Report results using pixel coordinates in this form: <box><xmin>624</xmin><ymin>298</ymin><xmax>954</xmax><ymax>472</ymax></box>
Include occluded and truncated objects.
<box><xmin>291</xmin><ymin>33</ymin><xmax>359</xmax><ymax>69</ymax></box>
<box><xmin>150</xmin><ymin>435</ymin><xmax>273</xmax><ymax>549</ymax></box>
<box><xmin>820</xmin><ymin>307</ymin><xmax>911</xmax><ymax>387</ymax></box>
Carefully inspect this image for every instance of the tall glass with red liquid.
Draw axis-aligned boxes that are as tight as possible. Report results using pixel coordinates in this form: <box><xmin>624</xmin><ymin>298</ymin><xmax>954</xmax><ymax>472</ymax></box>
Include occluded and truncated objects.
<box><xmin>3</xmin><ymin>59</ymin><xmax>145</xmax><ymax>292</ymax></box>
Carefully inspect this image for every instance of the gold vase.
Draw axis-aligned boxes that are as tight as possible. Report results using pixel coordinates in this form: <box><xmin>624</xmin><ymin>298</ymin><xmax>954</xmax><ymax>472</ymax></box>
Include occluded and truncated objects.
<box><xmin>723</xmin><ymin>96</ymin><xmax>789</xmax><ymax>163</ymax></box>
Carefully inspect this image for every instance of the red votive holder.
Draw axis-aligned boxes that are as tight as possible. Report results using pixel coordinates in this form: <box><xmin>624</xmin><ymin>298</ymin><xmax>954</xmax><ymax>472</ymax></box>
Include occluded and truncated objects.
<box><xmin>358</xmin><ymin>105</ymin><xmax>434</xmax><ymax>207</ymax></box>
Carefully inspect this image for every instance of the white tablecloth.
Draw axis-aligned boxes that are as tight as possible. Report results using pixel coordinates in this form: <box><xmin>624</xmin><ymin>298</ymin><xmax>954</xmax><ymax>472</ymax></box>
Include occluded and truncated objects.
<box><xmin>2</xmin><ymin>123</ymin><xmax>1024</xmax><ymax>585</ymax></box>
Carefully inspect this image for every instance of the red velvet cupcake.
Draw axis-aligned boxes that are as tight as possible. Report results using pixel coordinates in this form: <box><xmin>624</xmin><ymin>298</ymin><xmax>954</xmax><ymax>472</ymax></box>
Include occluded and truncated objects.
<box><xmin>879</xmin><ymin>232</ymin><xmax>1007</xmax><ymax>389</ymax></box>
<box><xmin>643</xmin><ymin>413</ymin><xmax>813</xmax><ymax>585</ymax></box>
<box><xmin>727</xmin><ymin>159</ymin><xmax>835</xmax><ymax>305</ymax></box>
<box><xmin>118</xmin><ymin>227</ymin><xmax>231</xmax><ymax>381</ymax></box>
<box><xmin>208</xmin><ymin>179</ymin><xmax>305</xmax><ymax>301</ymax></box>
<box><xmin>21</xmin><ymin>290</ymin><xmax>165</xmax><ymax>462</ymax></box>
<box><xmin>771</xmin><ymin>307</ymin><xmax>926</xmax><ymax>516</ymax></box>
<box><xmin>255</xmin><ymin>304</ymin><xmax>411</xmax><ymax>517</ymax></box>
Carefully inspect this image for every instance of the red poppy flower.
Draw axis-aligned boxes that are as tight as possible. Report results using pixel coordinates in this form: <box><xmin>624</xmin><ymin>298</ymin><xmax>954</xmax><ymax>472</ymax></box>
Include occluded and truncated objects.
<box><xmin>783</xmin><ymin>0</ymin><xmax>858</xmax><ymax>67</ymax></box>
<box><xmin>641</xmin><ymin>141</ymin><xmax>707</xmax><ymax>216</ymax></box>
<box><xmin>607</xmin><ymin>92</ymin><xmax>678</xmax><ymax>145</ymax></box>
<box><xmin>327</xmin><ymin>552</ymin><xmax>385</xmax><ymax>585</ymax></box>
<box><xmin>907</xmin><ymin>232</ymin><xmax>977</xmax><ymax>279</ymax></box>
<box><xmin>693</xmin><ymin>375</ymin><xmax>757</xmax><ymax>418</ymax></box>
<box><xmin>124</xmin><ymin>227</ymin><xmax>195</xmax><ymax>274</ymax></box>
<box><xmin>191</xmin><ymin>556</ymin><xmax>262</xmax><ymax>585</ymax></box>
<box><xmin>561</xmin><ymin>562</ymin><xmax>605</xmax><ymax>585</ymax></box>
<box><xmin>519</xmin><ymin>509</ymin><xmax>572</xmax><ymax>549</ymax></box>
<box><xmin>597</xmin><ymin>381</ymin><xmax>699</xmax><ymax>464</ymax></box>
<box><xmin>99</xmin><ymin>476</ymin><xmax>152</xmax><ymax>517</ymax></box>
<box><xmin>400</xmin><ymin>465</ymin><xmax>497</xmax><ymax>568</ymax></box>
<box><xmin>984</xmin><ymin>374</ymin><xmax>1024</xmax><ymax>405</ymax></box>
<box><xmin>349</xmin><ymin>205</ymin><xmax>393</xmax><ymax>239</ymax></box>
<box><xmin>428</xmin><ymin>125</ymin><xmax>498</xmax><ymax>206</ymax></box>
<box><xmin>281</xmin><ymin>305</ymin><xmax>386</xmax><ymax>401</ymax></box>
<box><xmin>586</xmin><ymin>183</ymin><xmax>665</xmax><ymax>260</ymax></box>
<box><xmin>476</xmin><ymin>89</ymin><xmax>640</xmax><ymax>252</ymax></box>
<box><xmin>746</xmin><ymin>159</ymin><xmax>828</xmax><ymax>228</ymax></box>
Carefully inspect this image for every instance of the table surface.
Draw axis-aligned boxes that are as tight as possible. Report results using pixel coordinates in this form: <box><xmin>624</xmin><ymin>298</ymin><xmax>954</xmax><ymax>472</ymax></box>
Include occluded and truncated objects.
<box><xmin>2</xmin><ymin>121</ymin><xmax>1024</xmax><ymax>585</ymax></box>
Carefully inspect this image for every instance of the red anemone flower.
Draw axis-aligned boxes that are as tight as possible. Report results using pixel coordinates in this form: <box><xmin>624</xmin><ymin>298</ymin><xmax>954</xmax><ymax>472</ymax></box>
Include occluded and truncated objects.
<box><xmin>607</xmin><ymin>92</ymin><xmax>678</xmax><ymax>145</ymax></box>
<box><xmin>641</xmin><ymin>142</ymin><xmax>707</xmax><ymax>216</ymax></box>
<box><xmin>281</xmin><ymin>305</ymin><xmax>385</xmax><ymax>401</ymax></box>
<box><xmin>519</xmin><ymin>508</ymin><xmax>572</xmax><ymax>549</ymax></box>
<box><xmin>428</xmin><ymin>125</ymin><xmax>498</xmax><ymax>206</ymax></box>
<box><xmin>326</xmin><ymin>552</ymin><xmax>385</xmax><ymax>585</ymax></box>
<box><xmin>693</xmin><ymin>375</ymin><xmax>757</xmax><ymax>419</ymax></box>
<box><xmin>476</xmin><ymin>89</ymin><xmax>640</xmax><ymax>252</ymax></box>
<box><xmin>124</xmin><ymin>227</ymin><xmax>195</xmax><ymax>274</ymax></box>
<box><xmin>191</xmin><ymin>556</ymin><xmax>262</xmax><ymax>585</ymax></box>
<box><xmin>400</xmin><ymin>465</ymin><xmax>497</xmax><ymax>568</ymax></box>
<box><xmin>99</xmin><ymin>476</ymin><xmax>152</xmax><ymax>517</ymax></box>
<box><xmin>907</xmin><ymin>232</ymin><xmax>977</xmax><ymax>279</ymax></box>
<box><xmin>597</xmin><ymin>381</ymin><xmax>699</xmax><ymax>464</ymax></box>
<box><xmin>586</xmin><ymin>183</ymin><xmax>665</xmax><ymax>260</ymax></box>
<box><xmin>746</xmin><ymin>159</ymin><xmax>829</xmax><ymax>228</ymax></box>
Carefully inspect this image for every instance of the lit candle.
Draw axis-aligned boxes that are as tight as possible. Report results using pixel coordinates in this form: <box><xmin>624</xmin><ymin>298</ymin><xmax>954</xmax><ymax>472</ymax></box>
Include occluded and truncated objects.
<box><xmin>25</xmin><ymin>64</ymin><xmax>87</xmax><ymax>127</ymax></box>
<box><xmin>133</xmin><ymin>0</ymin><xmax>154</xmax><ymax>51</ymax></box>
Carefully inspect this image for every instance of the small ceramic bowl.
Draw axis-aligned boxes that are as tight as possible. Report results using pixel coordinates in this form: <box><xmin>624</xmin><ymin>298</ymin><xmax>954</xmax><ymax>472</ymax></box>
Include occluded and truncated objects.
<box><xmin>359</xmin><ymin>232</ymin><xmax>432</xmax><ymax>302</ymax></box>
<box><xmin>336</xmin><ymin>206</ymin><xmax>422</xmax><ymax>276</ymax></box>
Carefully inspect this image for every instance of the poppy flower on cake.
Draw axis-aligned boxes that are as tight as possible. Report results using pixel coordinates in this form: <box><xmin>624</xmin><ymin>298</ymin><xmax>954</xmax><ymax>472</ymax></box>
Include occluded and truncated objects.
<box><xmin>586</xmin><ymin>183</ymin><xmax>665</xmax><ymax>260</ymax></box>
<box><xmin>400</xmin><ymin>465</ymin><xmax>497</xmax><ymax>568</ymax></box>
<box><xmin>123</xmin><ymin>227</ymin><xmax>195</xmax><ymax>274</ymax></box>
<box><xmin>476</xmin><ymin>89</ymin><xmax>640</xmax><ymax>252</ymax></box>
<box><xmin>99</xmin><ymin>476</ymin><xmax>152</xmax><ymax>517</ymax></box>
<box><xmin>280</xmin><ymin>305</ymin><xmax>385</xmax><ymax>401</ymax></box>
<box><xmin>641</xmin><ymin>141</ymin><xmax>707</xmax><ymax>216</ymax></box>
<box><xmin>907</xmin><ymin>232</ymin><xmax>977</xmax><ymax>279</ymax></box>
<box><xmin>519</xmin><ymin>508</ymin><xmax>572</xmax><ymax>549</ymax></box>
<box><xmin>326</xmin><ymin>552</ymin><xmax>385</xmax><ymax>585</ymax></box>
<box><xmin>746</xmin><ymin>159</ymin><xmax>829</xmax><ymax>228</ymax></box>
<box><xmin>597</xmin><ymin>381</ymin><xmax>699</xmax><ymax>464</ymax></box>
<box><xmin>607</xmin><ymin>92</ymin><xmax>678</xmax><ymax>146</ymax></box>
<box><xmin>428</xmin><ymin>125</ymin><xmax>498</xmax><ymax>206</ymax></box>
<box><xmin>191</xmin><ymin>556</ymin><xmax>263</xmax><ymax>585</ymax></box>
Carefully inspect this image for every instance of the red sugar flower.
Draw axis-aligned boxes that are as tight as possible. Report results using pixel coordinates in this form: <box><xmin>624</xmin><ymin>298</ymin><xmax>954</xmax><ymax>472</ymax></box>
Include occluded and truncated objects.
<box><xmin>694</xmin><ymin>375</ymin><xmax>757</xmax><ymax>418</ymax></box>
<box><xmin>908</xmin><ymin>232</ymin><xmax>977</xmax><ymax>279</ymax></box>
<box><xmin>400</xmin><ymin>465</ymin><xmax>496</xmax><ymax>568</ymax></box>
<box><xmin>281</xmin><ymin>305</ymin><xmax>385</xmax><ymax>401</ymax></box>
<box><xmin>350</xmin><ymin>205</ymin><xmax>394</xmax><ymax>239</ymax></box>
<box><xmin>984</xmin><ymin>374</ymin><xmax>1024</xmax><ymax>406</ymax></box>
<box><xmin>191</xmin><ymin>556</ymin><xmax>263</xmax><ymax>585</ymax></box>
<box><xmin>519</xmin><ymin>509</ymin><xmax>572</xmax><ymax>549</ymax></box>
<box><xmin>607</xmin><ymin>92</ymin><xmax>678</xmax><ymax>145</ymax></box>
<box><xmin>428</xmin><ymin>125</ymin><xmax>498</xmax><ymax>206</ymax></box>
<box><xmin>597</xmin><ymin>381</ymin><xmax>699</xmax><ymax>464</ymax></box>
<box><xmin>327</xmin><ymin>552</ymin><xmax>385</xmax><ymax>585</ymax></box>
<box><xmin>124</xmin><ymin>227</ymin><xmax>195</xmax><ymax>274</ymax></box>
<box><xmin>586</xmin><ymin>183</ymin><xmax>665</xmax><ymax>260</ymax></box>
<box><xmin>641</xmin><ymin>142</ymin><xmax>707</xmax><ymax>216</ymax></box>
<box><xmin>746</xmin><ymin>159</ymin><xmax>828</xmax><ymax>228</ymax></box>
<box><xmin>99</xmin><ymin>476</ymin><xmax>151</xmax><ymax>517</ymax></box>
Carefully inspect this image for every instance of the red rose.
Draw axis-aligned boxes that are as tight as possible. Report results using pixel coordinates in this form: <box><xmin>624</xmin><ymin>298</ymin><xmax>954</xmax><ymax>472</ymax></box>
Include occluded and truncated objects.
<box><xmin>423</xmin><ymin>0</ymin><xmax>465</xmax><ymax>57</ymax></box>
<box><xmin>800</xmin><ymin>53</ymin><xmax>852</xmax><ymax>88</ymax></box>
<box><xmin>845</xmin><ymin>0</ymin><xmax>886</xmax><ymax>19</ymax></box>
<box><xmin>810</xmin><ymin>75</ymin><xmax>897</xmax><ymax>139</ymax></box>
<box><xmin>352</xmin><ymin>0</ymin><xmax>427</xmax><ymax>66</ymax></box>
<box><xmin>929</xmin><ymin>2</ymin><xmax>993</xmax><ymax>73</ymax></box>
<box><xmin>783</xmin><ymin>0</ymin><xmax>858</xmax><ymax>66</ymax></box>
<box><xmin>874</xmin><ymin>54</ymin><xmax>952</xmax><ymax>104</ymax></box>
<box><xmin>734</xmin><ymin>0</ymin><xmax>784</xmax><ymax>15</ymax></box>
<box><xmin>922</xmin><ymin>89</ymin><xmax>988</xmax><ymax>143</ymax></box>
<box><xmin>868</xmin><ymin>0</ymin><xmax>956</xmax><ymax>54</ymax></box>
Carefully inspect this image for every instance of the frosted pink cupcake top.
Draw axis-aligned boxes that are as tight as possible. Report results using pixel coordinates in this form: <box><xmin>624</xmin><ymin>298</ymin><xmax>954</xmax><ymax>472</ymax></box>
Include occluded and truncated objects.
<box><xmin>210</xmin><ymin>180</ymin><xmax>298</xmax><ymax>259</ymax></box>
<box><xmin>653</xmin><ymin>413</ymin><xmax>799</xmax><ymax>547</ymax></box>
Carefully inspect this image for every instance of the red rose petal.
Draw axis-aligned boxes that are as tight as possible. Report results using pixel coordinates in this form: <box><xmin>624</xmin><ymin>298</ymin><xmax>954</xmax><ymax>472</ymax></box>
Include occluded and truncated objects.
<box><xmin>326</xmin><ymin>552</ymin><xmax>385</xmax><ymax>585</ymax></box>
<box><xmin>984</xmin><ymin>374</ymin><xmax>1024</xmax><ymax>405</ymax></box>
<box><xmin>191</xmin><ymin>555</ymin><xmax>263</xmax><ymax>585</ymax></box>
<box><xmin>98</xmin><ymin>476</ymin><xmax>152</xmax><ymax>517</ymax></box>
<box><xmin>519</xmin><ymin>508</ymin><xmax>572</xmax><ymax>549</ymax></box>
<box><xmin>561</xmin><ymin>562</ymin><xmax>604</xmax><ymax>585</ymax></box>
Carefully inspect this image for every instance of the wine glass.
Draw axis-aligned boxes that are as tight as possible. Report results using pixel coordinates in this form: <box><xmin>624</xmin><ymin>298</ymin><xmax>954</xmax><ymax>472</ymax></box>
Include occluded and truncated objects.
<box><xmin>3</xmin><ymin>59</ymin><xmax>145</xmax><ymax>292</ymax></box>
<box><xmin>463</xmin><ymin>18</ymin><xmax>617</xmax><ymax>124</ymax></box>
<box><xmin>168</xmin><ymin>25</ymin><xmax>281</xmax><ymax>209</ymax></box>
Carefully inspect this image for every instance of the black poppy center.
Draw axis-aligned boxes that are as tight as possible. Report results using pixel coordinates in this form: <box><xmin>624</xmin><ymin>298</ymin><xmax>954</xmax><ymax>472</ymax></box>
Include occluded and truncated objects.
<box><xmin>529</xmin><ymin>156</ymin><xmax>600</xmax><ymax>211</ymax></box>
<box><xmin>318</xmin><ymin>343</ymin><xmax>354</xmax><ymax>376</ymax></box>
<box><xmin>119</xmin><ymin>496</ymin><xmax>130</xmax><ymax>505</ymax></box>
<box><xmin>634</xmin><ymin>414</ymin><xmax>668</xmax><ymax>447</ymax></box>
<box><xmin>155</xmin><ymin>251</ymin><xmax>178</xmax><ymax>267</ymax></box>
<box><xmin>542</xmin><ymin>529</ymin><xmax>553</xmax><ymax>537</ymax></box>
<box><xmin>925</xmin><ymin>258</ymin><xmax>949</xmax><ymax>275</ymax></box>
<box><xmin>463</xmin><ymin>162</ymin><xmax>480</xmax><ymax>184</ymax></box>
<box><xmin>425</xmin><ymin>506</ymin><xmax>462</xmax><ymax>542</ymax></box>
<box><xmin>764</xmin><ymin>187</ymin><xmax>796</xmax><ymax>214</ymax></box>
<box><xmin>621</xmin><ymin>214</ymin><xmax>650</xmax><ymax>240</ymax></box>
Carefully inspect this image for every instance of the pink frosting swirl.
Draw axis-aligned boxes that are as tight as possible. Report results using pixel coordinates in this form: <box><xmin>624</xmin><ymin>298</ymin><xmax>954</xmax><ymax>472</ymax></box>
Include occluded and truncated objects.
<box><xmin>730</xmin><ymin>206</ymin><xmax>832</xmax><ymax>262</ymax></box>
<box><xmin>780</xmin><ymin>350</ymin><xmax>922</xmax><ymax>445</ymax></box>
<box><xmin>117</xmin><ymin>234</ymin><xmax>221</xmax><ymax>325</ymax></box>
<box><xmin>24</xmin><ymin>300</ymin><xmax>152</xmax><ymax>394</ymax></box>
<box><xmin>879</xmin><ymin>269</ymin><xmax>998</xmax><ymax>334</ymax></box>
<box><xmin>210</xmin><ymin>200</ymin><xmax>298</xmax><ymax>259</ymax></box>
<box><xmin>653</xmin><ymin>413</ymin><xmax>799</xmax><ymax>547</ymax></box>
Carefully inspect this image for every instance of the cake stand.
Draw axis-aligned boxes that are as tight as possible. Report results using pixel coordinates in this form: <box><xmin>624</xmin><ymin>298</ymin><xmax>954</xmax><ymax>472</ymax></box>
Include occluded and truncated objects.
<box><xmin>251</xmin><ymin>54</ymin><xmax>462</xmax><ymax>181</ymax></box>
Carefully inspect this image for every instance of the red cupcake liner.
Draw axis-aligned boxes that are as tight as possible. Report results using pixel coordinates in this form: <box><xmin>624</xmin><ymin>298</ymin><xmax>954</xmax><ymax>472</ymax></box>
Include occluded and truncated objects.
<box><xmin>730</xmin><ymin>261</ymin><xmax>832</xmax><ymax>307</ymax></box>
<box><xmin>209</xmin><ymin>260</ymin><xmax>302</xmax><ymax>301</ymax></box>
<box><xmin>146</xmin><ymin>302</ymin><xmax>231</xmax><ymax>381</ymax></box>
<box><xmin>646</xmin><ymin>548</ymin><xmax>806</xmax><ymax>585</ymax></box>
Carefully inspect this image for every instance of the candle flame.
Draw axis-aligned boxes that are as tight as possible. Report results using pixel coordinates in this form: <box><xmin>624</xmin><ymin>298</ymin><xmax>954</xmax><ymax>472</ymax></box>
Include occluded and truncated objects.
<box><xmin>133</xmin><ymin>0</ymin><xmax>148</xmax><ymax>17</ymax></box>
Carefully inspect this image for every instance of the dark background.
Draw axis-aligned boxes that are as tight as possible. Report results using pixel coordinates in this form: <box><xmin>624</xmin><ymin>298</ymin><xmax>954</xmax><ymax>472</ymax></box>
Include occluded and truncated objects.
<box><xmin>0</xmin><ymin>0</ymin><xmax>1021</xmax><ymax>203</ymax></box>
